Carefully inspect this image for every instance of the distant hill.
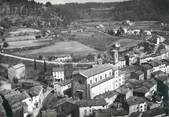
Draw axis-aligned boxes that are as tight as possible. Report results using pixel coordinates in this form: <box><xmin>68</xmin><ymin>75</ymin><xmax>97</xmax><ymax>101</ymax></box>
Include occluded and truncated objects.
<box><xmin>112</xmin><ymin>0</ymin><xmax>169</xmax><ymax>21</ymax></box>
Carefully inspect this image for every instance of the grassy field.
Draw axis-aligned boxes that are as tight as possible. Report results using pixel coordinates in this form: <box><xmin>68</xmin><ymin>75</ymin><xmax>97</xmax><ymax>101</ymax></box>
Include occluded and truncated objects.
<box><xmin>5</xmin><ymin>40</ymin><xmax>52</xmax><ymax>49</ymax></box>
<box><xmin>14</xmin><ymin>41</ymin><xmax>97</xmax><ymax>57</ymax></box>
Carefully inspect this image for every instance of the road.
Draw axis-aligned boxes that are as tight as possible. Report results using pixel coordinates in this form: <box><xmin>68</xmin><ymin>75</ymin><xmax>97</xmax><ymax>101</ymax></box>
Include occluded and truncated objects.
<box><xmin>0</xmin><ymin>52</ymin><xmax>95</xmax><ymax>66</ymax></box>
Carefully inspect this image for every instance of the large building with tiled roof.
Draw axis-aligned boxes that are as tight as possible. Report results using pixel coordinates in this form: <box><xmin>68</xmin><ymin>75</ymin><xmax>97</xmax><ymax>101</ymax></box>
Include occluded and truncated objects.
<box><xmin>72</xmin><ymin>64</ymin><xmax>125</xmax><ymax>99</ymax></box>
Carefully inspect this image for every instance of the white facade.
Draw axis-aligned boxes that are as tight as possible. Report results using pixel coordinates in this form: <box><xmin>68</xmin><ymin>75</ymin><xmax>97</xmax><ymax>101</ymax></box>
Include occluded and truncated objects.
<box><xmin>53</xmin><ymin>71</ymin><xmax>64</xmax><ymax>82</ymax></box>
<box><xmin>8</xmin><ymin>63</ymin><xmax>25</xmax><ymax>81</ymax></box>
<box><xmin>54</xmin><ymin>55</ymin><xmax>72</xmax><ymax>62</ymax></box>
<box><xmin>54</xmin><ymin>83</ymin><xmax>71</xmax><ymax>96</ymax></box>
<box><xmin>22</xmin><ymin>87</ymin><xmax>43</xmax><ymax>117</ymax></box>
<box><xmin>79</xmin><ymin>106</ymin><xmax>106</xmax><ymax>117</ymax></box>
<box><xmin>90</xmin><ymin>73</ymin><xmax>125</xmax><ymax>99</ymax></box>
<box><xmin>86</xmin><ymin>69</ymin><xmax>113</xmax><ymax>85</ymax></box>
<box><xmin>129</xmin><ymin>102</ymin><xmax>147</xmax><ymax>114</ymax></box>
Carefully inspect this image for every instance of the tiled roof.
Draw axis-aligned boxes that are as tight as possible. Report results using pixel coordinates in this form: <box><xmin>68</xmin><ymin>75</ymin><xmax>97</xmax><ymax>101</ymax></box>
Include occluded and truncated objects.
<box><xmin>116</xmin><ymin>85</ymin><xmax>131</xmax><ymax>94</ymax></box>
<box><xmin>134</xmin><ymin>86</ymin><xmax>149</xmax><ymax>94</ymax></box>
<box><xmin>76</xmin><ymin>99</ymin><xmax>107</xmax><ymax>107</ymax></box>
<box><xmin>142</xmin><ymin>79</ymin><xmax>156</xmax><ymax>89</ymax></box>
<box><xmin>79</xmin><ymin>64</ymin><xmax>115</xmax><ymax>78</ymax></box>
<box><xmin>141</xmin><ymin>63</ymin><xmax>153</xmax><ymax>70</ymax></box>
<box><xmin>142</xmin><ymin>107</ymin><xmax>165</xmax><ymax>117</ymax></box>
<box><xmin>161</xmin><ymin>59</ymin><xmax>169</xmax><ymax>65</ymax></box>
<box><xmin>127</xmin><ymin>96</ymin><xmax>147</xmax><ymax>106</ymax></box>
<box><xmin>28</xmin><ymin>85</ymin><xmax>42</xmax><ymax>97</ymax></box>
<box><xmin>52</xmin><ymin>67</ymin><xmax>64</xmax><ymax>72</ymax></box>
<box><xmin>12</xmin><ymin>63</ymin><xmax>25</xmax><ymax>69</ymax></box>
<box><xmin>94</xmin><ymin>91</ymin><xmax>119</xmax><ymax>99</ymax></box>
<box><xmin>53</xmin><ymin>79</ymin><xmax>72</xmax><ymax>86</ymax></box>
<box><xmin>134</xmin><ymin>69</ymin><xmax>144</xmax><ymax>75</ymax></box>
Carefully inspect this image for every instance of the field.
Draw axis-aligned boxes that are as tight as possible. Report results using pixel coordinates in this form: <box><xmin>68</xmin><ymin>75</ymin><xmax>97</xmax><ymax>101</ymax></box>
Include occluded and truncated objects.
<box><xmin>14</xmin><ymin>41</ymin><xmax>97</xmax><ymax>57</ymax></box>
<box><xmin>5</xmin><ymin>40</ymin><xmax>52</xmax><ymax>49</ymax></box>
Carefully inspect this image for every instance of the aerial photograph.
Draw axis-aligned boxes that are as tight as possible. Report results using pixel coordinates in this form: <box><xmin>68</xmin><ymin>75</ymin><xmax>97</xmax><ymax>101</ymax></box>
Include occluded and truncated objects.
<box><xmin>0</xmin><ymin>0</ymin><xmax>169</xmax><ymax>117</ymax></box>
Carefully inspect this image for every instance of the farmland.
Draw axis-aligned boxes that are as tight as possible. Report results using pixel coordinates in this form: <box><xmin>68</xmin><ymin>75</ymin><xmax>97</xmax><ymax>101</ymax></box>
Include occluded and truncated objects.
<box><xmin>13</xmin><ymin>41</ymin><xmax>97</xmax><ymax>58</ymax></box>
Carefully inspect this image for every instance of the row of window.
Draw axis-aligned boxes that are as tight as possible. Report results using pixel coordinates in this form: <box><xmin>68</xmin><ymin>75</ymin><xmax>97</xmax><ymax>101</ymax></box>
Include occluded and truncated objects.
<box><xmin>89</xmin><ymin>72</ymin><xmax>113</xmax><ymax>84</ymax></box>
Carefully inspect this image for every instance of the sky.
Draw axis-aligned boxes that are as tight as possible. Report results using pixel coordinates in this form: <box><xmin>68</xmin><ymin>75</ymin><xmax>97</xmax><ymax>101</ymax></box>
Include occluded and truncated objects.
<box><xmin>34</xmin><ymin>0</ymin><xmax>127</xmax><ymax>4</ymax></box>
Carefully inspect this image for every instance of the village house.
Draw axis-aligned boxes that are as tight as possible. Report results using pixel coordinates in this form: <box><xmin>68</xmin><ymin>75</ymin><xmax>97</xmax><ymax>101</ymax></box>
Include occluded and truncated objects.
<box><xmin>8</xmin><ymin>63</ymin><xmax>25</xmax><ymax>81</ymax></box>
<box><xmin>53</xmin><ymin>79</ymin><xmax>72</xmax><ymax>96</ymax></box>
<box><xmin>0</xmin><ymin>89</ymin><xmax>29</xmax><ymax>117</ymax></box>
<box><xmin>22</xmin><ymin>85</ymin><xmax>45</xmax><ymax>117</ymax></box>
<box><xmin>127</xmin><ymin>96</ymin><xmax>148</xmax><ymax>114</ymax></box>
<box><xmin>161</xmin><ymin>59</ymin><xmax>169</xmax><ymax>73</ymax></box>
<box><xmin>76</xmin><ymin>99</ymin><xmax>107</xmax><ymax>117</ymax></box>
<box><xmin>131</xmin><ymin>69</ymin><xmax>145</xmax><ymax>80</ymax></box>
<box><xmin>133</xmin><ymin>79</ymin><xmax>157</xmax><ymax>99</ymax></box>
<box><xmin>0</xmin><ymin>96</ymin><xmax>7</xmax><ymax>117</ymax></box>
<box><xmin>140</xmin><ymin>63</ymin><xmax>153</xmax><ymax>80</ymax></box>
<box><xmin>53</xmin><ymin>54</ymin><xmax>72</xmax><ymax>62</ymax></box>
<box><xmin>94</xmin><ymin>90</ymin><xmax>119</xmax><ymax>107</ymax></box>
<box><xmin>52</xmin><ymin>67</ymin><xmax>65</xmax><ymax>82</ymax></box>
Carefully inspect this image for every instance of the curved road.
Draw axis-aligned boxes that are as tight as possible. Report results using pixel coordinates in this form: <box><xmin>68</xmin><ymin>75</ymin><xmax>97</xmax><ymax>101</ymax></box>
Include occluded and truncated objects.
<box><xmin>0</xmin><ymin>52</ymin><xmax>95</xmax><ymax>66</ymax></box>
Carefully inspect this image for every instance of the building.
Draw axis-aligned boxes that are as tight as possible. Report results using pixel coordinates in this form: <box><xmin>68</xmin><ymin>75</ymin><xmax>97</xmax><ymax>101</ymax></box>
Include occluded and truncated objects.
<box><xmin>131</xmin><ymin>69</ymin><xmax>144</xmax><ymax>80</ymax></box>
<box><xmin>25</xmin><ymin>85</ymin><xmax>44</xmax><ymax>116</ymax></box>
<box><xmin>52</xmin><ymin>64</ymin><xmax>73</xmax><ymax>82</ymax></box>
<box><xmin>127</xmin><ymin>96</ymin><xmax>148</xmax><ymax>114</ymax></box>
<box><xmin>76</xmin><ymin>99</ymin><xmax>107</xmax><ymax>117</ymax></box>
<box><xmin>53</xmin><ymin>55</ymin><xmax>72</xmax><ymax>62</ymax></box>
<box><xmin>72</xmin><ymin>64</ymin><xmax>125</xmax><ymax>99</ymax></box>
<box><xmin>53</xmin><ymin>79</ymin><xmax>72</xmax><ymax>96</ymax></box>
<box><xmin>0</xmin><ymin>96</ymin><xmax>7</xmax><ymax>117</ymax></box>
<box><xmin>161</xmin><ymin>59</ymin><xmax>169</xmax><ymax>73</ymax></box>
<box><xmin>8</xmin><ymin>63</ymin><xmax>25</xmax><ymax>81</ymax></box>
<box><xmin>0</xmin><ymin>89</ymin><xmax>28</xmax><ymax>117</ymax></box>
<box><xmin>133</xmin><ymin>79</ymin><xmax>157</xmax><ymax>99</ymax></box>
<box><xmin>94</xmin><ymin>91</ymin><xmax>119</xmax><ymax>107</ymax></box>
<box><xmin>52</xmin><ymin>67</ymin><xmax>65</xmax><ymax>82</ymax></box>
<box><xmin>140</xmin><ymin>63</ymin><xmax>153</xmax><ymax>80</ymax></box>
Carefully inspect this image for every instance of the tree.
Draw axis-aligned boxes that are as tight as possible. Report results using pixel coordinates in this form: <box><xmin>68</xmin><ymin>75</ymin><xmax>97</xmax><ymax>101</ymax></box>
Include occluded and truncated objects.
<box><xmin>45</xmin><ymin>2</ymin><xmax>52</xmax><ymax>7</ymax></box>
<box><xmin>3</xmin><ymin>42</ymin><xmax>8</xmax><ymax>48</ymax></box>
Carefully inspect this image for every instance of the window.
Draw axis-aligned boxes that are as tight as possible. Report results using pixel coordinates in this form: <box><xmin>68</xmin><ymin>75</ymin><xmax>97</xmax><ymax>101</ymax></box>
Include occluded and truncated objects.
<box><xmin>79</xmin><ymin>80</ymin><xmax>82</xmax><ymax>84</ymax></box>
<box><xmin>90</xmin><ymin>80</ymin><xmax>92</xmax><ymax>84</ymax></box>
<box><xmin>95</xmin><ymin>78</ymin><xmax>97</xmax><ymax>82</ymax></box>
<box><xmin>109</xmin><ymin>72</ymin><xmax>111</xmax><ymax>76</ymax></box>
<box><xmin>100</xmin><ymin>76</ymin><xmax>102</xmax><ymax>80</ymax></box>
<box><xmin>105</xmin><ymin>74</ymin><xmax>107</xmax><ymax>78</ymax></box>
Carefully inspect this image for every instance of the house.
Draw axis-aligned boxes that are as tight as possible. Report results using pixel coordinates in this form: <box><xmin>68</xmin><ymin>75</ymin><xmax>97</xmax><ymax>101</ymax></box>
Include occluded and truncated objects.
<box><xmin>72</xmin><ymin>64</ymin><xmax>125</xmax><ymax>99</ymax></box>
<box><xmin>53</xmin><ymin>79</ymin><xmax>72</xmax><ymax>96</ymax></box>
<box><xmin>116</xmin><ymin>85</ymin><xmax>133</xmax><ymax>100</ymax></box>
<box><xmin>161</xmin><ymin>59</ymin><xmax>169</xmax><ymax>73</ymax></box>
<box><xmin>94</xmin><ymin>91</ymin><xmax>119</xmax><ymax>107</ymax></box>
<box><xmin>42</xmin><ymin>97</ymin><xmax>79</xmax><ymax>117</ymax></box>
<box><xmin>54</xmin><ymin>55</ymin><xmax>72</xmax><ymax>62</ymax></box>
<box><xmin>131</xmin><ymin>69</ymin><xmax>144</xmax><ymax>80</ymax></box>
<box><xmin>127</xmin><ymin>96</ymin><xmax>148</xmax><ymax>114</ymax></box>
<box><xmin>26</xmin><ymin>86</ymin><xmax>44</xmax><ymax>110</ymax></box>
<box><xmin>52</xmin><ymin>67</ymin><xmax>64</xmax><ymax>82</ymax></box>
<box><xmin>140</xmin><ymin>63</ymin><xmax>153</xmax><ymax>79</ymax></box>
<box><xmin>8</xmin><ymin>63</ymin><xmax>25</xmax><ymax>81</ymax></box>
<box><xmin>143</xmin><ymin>30</ymin><xmax>152</xmax><ymax>36</ymax></box>
<box><xmin>52</xmin><ymin>64</ymin><xmax>73</xmax><ymax>82</ymax></box>
<box><xmin>133</xmin><ymin>79</ymin><xmax>157</xmax><ymax>99</ymax></box>
<box><xmin>41</xmin><ymin>109</ymin><xmax>57</xmax><ymax>117</ymax></box>
<box><xmin>148</xmin><ymin>60</ymin><xmax>165</xmax><ymax>73</ymax></box>
<box><xmin>0</xmin><ymin>89</ymin><xmax>28</xmax><ymax>117</ymax></box>
<box><xmin>94</xmin><ymin>108</ymin><xmax>129</xmax><ymax>117</ymax></box>
<box><xmin>76</xmin><ymin>99</ymin><xmax>107</xmax><ymax>117</ymax></box>
<box><xmin>0</xmin><ymin>96</ymin><xmax>7</xmax><ymax>117</ymax></box>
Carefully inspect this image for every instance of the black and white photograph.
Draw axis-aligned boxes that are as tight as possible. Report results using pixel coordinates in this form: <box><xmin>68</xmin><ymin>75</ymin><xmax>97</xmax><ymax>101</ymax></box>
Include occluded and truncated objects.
<box><xmin>0</xmin><ymin>0</ymin><xmax>169</xmax><ymax>117</ymax></box>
